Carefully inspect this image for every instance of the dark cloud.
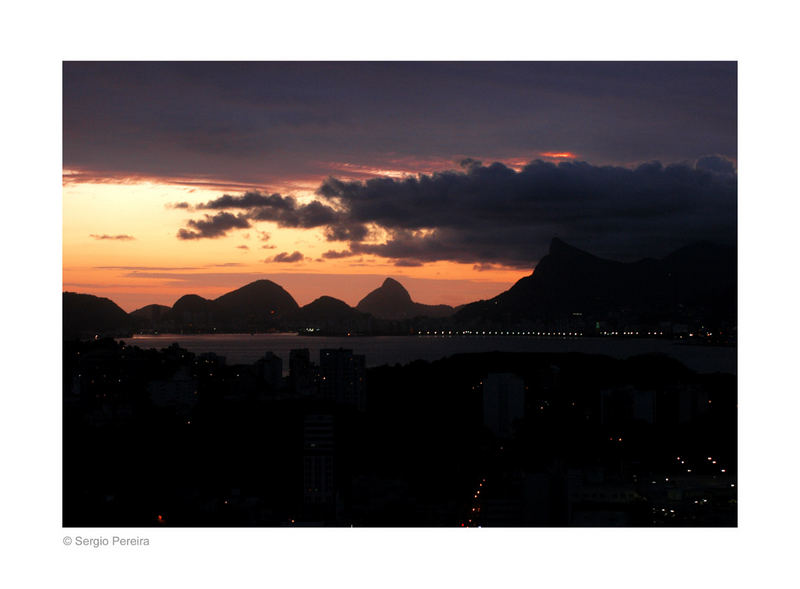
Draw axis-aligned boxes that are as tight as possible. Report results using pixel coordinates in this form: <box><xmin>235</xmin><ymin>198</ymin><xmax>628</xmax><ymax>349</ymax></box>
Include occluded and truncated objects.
<box><xmin>323</xmin><ymin>221</ymin><xmax>370</xmax><ymax>242</ymax></box>
<box><xmin>319</xmin><ymin>158</ymin><xmax>736</xmax><ymax>265</ymax></box>
<box><xmin>185</xmin><ymin>190</ymin><xmax>342</xmax><ymax>234</ymax></box>
<box><xmin>394</xmin><ymin>259</ymin><xmax>424</xmax><ymax>267</ymax></box>
<box><xmin>696</xmin><ymin>155</ymin><xmax>737</xmax><ymax>175</ymax></box>
<box><xmin>90</xmin><ymin>234</ymin><xmax>135</xmax><ymax>241</ymax></box>
<box><xmin>176</xmin><ymin>212</ymin><xmax>251</xmax><ymax>240</ymax></box>
<box><xmin>459</xmin><ymin>158</ymin><xmax>482</xmax><ymax>171</ymax></box>
<box><xmin>198</xmin><ymin>191</ymin><xmax>296</xmax><ymax>211</ymax></box>
<box><xmin>64</xmin><ymin>63</ymin><xmax>736</xmax><ymax>186</ymax></box>
<box><xmin>174</xmin><ymin>157</ymin><xmax>735</xmax><ymax>266</ymax></box>
<box><xmin>272</xmin><ymin>200</ymin><xmax>339</xmax><ymax>228</ymax></box>
<box><xmin>269</xmin><ymin>251</ymin><xmax>306</xmax><ymax>263</ymax></box>
<box><xmin>473</xmin><ymin>263</ymin><xmax>499</xmax><ymax>272</ymax></box>
<box><xmin>236</xmin><ymin>245</ymin><xmax>249</xmax><ymax>250</ymax></box>
<box><xmin>321</xmin><ymin>249</ymin><xmax>355</xmax><ymax>259</ymax></box>
<box><xmin>181</xmin><ymin>189</ymin><xmax>366</xmax><ymax>241</ymax></box>
<box><xmin>167</xmin><ymin>201</ymin><xmax>192</xmax><ymax>209</ymax></box>
<box><xmin>246</xmin><ymin>197</ymin><xmax>340</xmax><ymax>229</ymax></box>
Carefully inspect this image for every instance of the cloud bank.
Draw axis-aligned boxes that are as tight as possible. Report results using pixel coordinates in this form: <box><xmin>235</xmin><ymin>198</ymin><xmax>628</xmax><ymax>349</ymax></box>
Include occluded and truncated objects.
<box><xmin>269</xmin><ymin>251</ymin><xmax>306</xmax><ymax>263</ymax></box>
<box><xmin>175</xmin><ymin>157</ymin><xmax>736</xmax><ymax>266</ymax></box>
<box><xmin>177</xmin><ymin>212</ymin><xmax>251</xmax><ymax>240</ymax></box>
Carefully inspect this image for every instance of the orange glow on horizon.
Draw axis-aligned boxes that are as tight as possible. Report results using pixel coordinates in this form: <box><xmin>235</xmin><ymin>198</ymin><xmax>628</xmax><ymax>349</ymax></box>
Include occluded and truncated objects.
<box><xmin>63</xmin><ymin>259</ymin><xmax>529</xmax><ymax>312</ymax></box>
<box><xmin>63</xmin><ymin>164</ymin><xmax>539</xmax><ymax>313</ymax></box>
<box><xmin>62</xmin><ymin>167</ymin><xmax>322</xmax><ymax>197</ymax></box>
<box><xmin>539</xmin><ymin>152</ymin><xmax>578</xmax><ymax>159</ymax></box>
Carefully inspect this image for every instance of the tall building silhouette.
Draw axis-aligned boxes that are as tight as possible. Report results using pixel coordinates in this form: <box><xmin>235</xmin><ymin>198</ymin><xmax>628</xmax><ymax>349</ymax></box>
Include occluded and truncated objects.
<box><xmin>289</xmin><ymin>348</ymin><xmax>317</xmax><ymax>397</ymax></box>
<box><xmin>303</xmin><ymin>414</ymin><xmax>337</xmax><ymax>519</ymax></box>
<box><xmin>483</xmin><ymin>372</ymin><xmax>525</xmax><ymax>438</ymax></box>
<box><xmin>257</xmin><ymin>351</ymin><xmax>283</xmax><ymax>391</ymax></box>
<box><xmin>319</xmin><ymin>348</ymin><xmax>366</xmax><ymax>411</ymax></box>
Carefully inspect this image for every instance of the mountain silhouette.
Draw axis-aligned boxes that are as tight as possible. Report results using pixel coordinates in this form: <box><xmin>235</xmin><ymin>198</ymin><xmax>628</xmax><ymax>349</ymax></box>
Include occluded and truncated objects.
<box><xmin>63</xmin><ymin>239</ymin><xmax>736</xmax><ymax>337</ymax></box>
<box><xmin>455</xmin><ymin>237</ymin><xmax>736</xmax><ymax>326</ymax></box>
<box><xmin>214</xmin><ymin>279</ymin><xmax>299</xmax><ymax>315</ymax></box>
<box><xmin>288</xmin><ymin>295</ymin><xmax>372</xmax><ymax>333</ymax></box>
<box><xmin>130</xmin><ymin>303</ymin><xmax>171</xmax><ymax>320</ymax></box>
<box><xmin>356</xmin><ymin>278</ymin><xmax>455</xmax><ymax>320</ymax></box>
<box><xmin>165</xmin><ymin>280</ymin><xmax>299</xmax><ymax>330</ymax></box>
<box><xmin>129</xmin><ymin>303</ymin><xmax>172</xmax><ymax>330</ymax></box>
<box><xmin>296</xmin><ymin>296</ymin><xmax>364</xmax><ymax>321</ymax></box>
<box><xmin>63</xmin><ymin>292</ymin><xmax>132</xmax><ymax>338</ymax></box>
<box><xmin>170</xmin><ymin>294</ymin><xmax>216</xmax><ymax>326</ymax></box>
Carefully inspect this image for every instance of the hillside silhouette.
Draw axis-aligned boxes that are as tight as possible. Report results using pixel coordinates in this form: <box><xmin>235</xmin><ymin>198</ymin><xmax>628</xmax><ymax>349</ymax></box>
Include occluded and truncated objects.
<box><xmin>456</xmin><ymin>238</ymin><xmax>736</xmax><ymax>328</ymax></box>
<box><xmin>63</xmin><ymin>292</ymin><xmax>132</xmax><ymax>339</ymax></box>
<box><xmin>63</xmin><ymin>238</ymin><xmax>736</xmax><ymax>337</ymax></box>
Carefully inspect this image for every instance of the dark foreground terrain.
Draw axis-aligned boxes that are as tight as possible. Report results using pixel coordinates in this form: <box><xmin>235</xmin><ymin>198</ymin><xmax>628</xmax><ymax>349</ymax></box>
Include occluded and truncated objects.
<box><xmin>63</xmin><ymin>338</ymin><xmax>736</xmax><ymax>526</ymax></box>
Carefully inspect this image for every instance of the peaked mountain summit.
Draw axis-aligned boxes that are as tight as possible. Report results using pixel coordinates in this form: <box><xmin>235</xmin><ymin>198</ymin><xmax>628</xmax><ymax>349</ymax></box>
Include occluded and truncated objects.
<box><xmin>356</xmin><ymin>278</ymin><xmax>455</xmax><ymax>320</ymax></box>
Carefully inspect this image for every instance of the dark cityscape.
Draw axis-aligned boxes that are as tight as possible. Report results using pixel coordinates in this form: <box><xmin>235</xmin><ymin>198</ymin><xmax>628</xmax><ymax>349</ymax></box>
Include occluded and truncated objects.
<box><xmin>64</xmin><ymin>335</ymin><xmax>736</xmax><ymax>527</ymax></box>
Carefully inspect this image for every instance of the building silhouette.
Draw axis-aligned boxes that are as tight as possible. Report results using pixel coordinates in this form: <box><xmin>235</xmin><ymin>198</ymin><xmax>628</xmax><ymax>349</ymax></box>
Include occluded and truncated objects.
<box><xmin>257</xmin><ymin>351</ymin><xmax>283</xmax><ymax>391</ymax></box>
<box><xmin>289</xmin><ymin>348</ymin><xmax>317</xmax><ymax>397</ymax></box>
<box><xmin>303</xmin><ymin>414</ymin><xmax>337</xmax><ymax>520</ymax></box>
<box><xmin>319</xmin><ymin>348</ymin><xmax>366</xmax><ymax>411</ymax></box>
<box><xmin>483</xmin><ymin>372</ymin><xmax>525</xmax><ymax>438</ymax></box>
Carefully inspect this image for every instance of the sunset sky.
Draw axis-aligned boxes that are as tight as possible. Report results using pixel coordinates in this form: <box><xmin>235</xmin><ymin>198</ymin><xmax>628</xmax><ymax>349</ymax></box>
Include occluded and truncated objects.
<box><xmin>63</xmin><ymin>62</ymin><xmax>737</xmax><ymax>312</ymax></box>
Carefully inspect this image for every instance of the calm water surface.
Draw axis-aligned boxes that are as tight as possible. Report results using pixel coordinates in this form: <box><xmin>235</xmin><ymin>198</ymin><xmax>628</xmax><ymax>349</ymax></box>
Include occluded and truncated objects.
<box><xmin>119</xmin><ymin>334</ymin><xmax>736</xmax><ymax>375</ymax></box>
